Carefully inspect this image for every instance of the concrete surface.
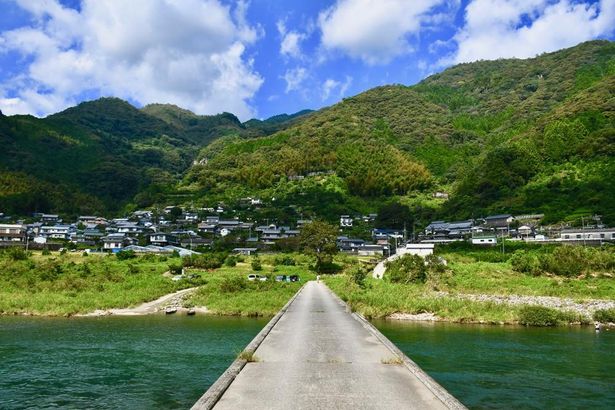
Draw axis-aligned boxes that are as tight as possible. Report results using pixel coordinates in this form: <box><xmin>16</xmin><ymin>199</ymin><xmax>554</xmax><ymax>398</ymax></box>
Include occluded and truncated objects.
<box><xmin>210</xmin><ymin>281</ymin><xmax>465</xmax><ymax>410</ymax></box>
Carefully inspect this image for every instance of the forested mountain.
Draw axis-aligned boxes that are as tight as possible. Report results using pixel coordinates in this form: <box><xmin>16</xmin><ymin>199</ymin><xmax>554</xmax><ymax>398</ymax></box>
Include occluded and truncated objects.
<box><xmin>0</xmin><ymin>99</ymin><xmax>309</xmax><ymax>216</ymax></box>
<box><xmin>184</xmin><ymin>40</ymin><xmax>615</xmax><ymax>225</ymax></box>
<box><xmin>0</xmin><ymin>40</ymin><xmax>613</xmax><ymax>225</ymax></box>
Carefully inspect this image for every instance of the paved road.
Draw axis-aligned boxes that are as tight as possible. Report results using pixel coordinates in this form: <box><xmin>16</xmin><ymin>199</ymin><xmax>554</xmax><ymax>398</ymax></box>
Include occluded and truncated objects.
<box><xmin>213</xmin><ymin>281</ymin><xmax>456</xmax><ymax>410</ymax></box>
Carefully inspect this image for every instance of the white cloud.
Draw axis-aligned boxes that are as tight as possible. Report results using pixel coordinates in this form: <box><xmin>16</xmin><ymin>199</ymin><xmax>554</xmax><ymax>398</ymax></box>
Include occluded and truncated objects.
<box><xmin>0</xmin><ymin>0</ymin><xmax>264</xmax><ymax>120</ymax></box>
<box><xmin>449</xmin><ymin>0</ymin><xmax>615</xmax><ymax>64</ymax></box>
<box><xmin>282</xmin><ymin>67</ymin><xmax>308</xmax><ymax>93</ymax></box>
<box><xmin>321</xmin><ymin>75</ymin><xmax>352</xmax><ymax>100</ymax></box>
<box><xmin>318</xmin><ymin>0</ymin><xmax>449</xmax><ymax>64</ymax></box>
<box><xmin>281</xmin><ymin>31</ymin><xmax>306</xmax><ymax>59</ymax></box>
<box><xmin>277</xmin><ymin>19</ymin><xmax>306</xmax><ymax>59</ymax></box>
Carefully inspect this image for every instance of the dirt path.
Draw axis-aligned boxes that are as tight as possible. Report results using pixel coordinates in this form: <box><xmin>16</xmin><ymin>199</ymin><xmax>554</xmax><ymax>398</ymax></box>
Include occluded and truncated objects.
<box><xmin>77</xmin><ymin>287</ymin><xmax>207</xmax><ymax>317</ymax></box>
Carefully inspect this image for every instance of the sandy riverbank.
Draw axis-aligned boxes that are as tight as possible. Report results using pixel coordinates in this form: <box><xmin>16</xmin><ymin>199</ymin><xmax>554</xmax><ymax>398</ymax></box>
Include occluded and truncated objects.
<box><xmin>76</xmin><ymin>287</ymin><xmax>208</xmax><ymax>317</ymax></box>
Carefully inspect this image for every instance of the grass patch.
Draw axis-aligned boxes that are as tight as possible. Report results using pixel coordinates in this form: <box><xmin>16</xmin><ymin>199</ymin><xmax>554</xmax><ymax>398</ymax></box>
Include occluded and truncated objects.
<box><xmin>0</xmin><ymin>251</ymin><xmax>196</xmax><ymax>316</ymax></box>
<box><xmin>186</xmin><ymin>261</ymin><xmax>315</xmax><ymax>317</ymax></box>
<box><xmin>381</xmin><ymin>356</ymin><xmax>404</xmax><ymax>365</ymax></box>
<box><xmin>237</xmin><ymin>350</ymin><xmax>260</xmax><ymax>362</ymax></box>
<box><xmin>593</xmin><ymin>308</ymin><xmax>615</xmax><ymax>323</ymax></box>
<box><xmin>517</xmin><ymin>305</ymin><xmax>580</xmax><ymax>327</ymax></box>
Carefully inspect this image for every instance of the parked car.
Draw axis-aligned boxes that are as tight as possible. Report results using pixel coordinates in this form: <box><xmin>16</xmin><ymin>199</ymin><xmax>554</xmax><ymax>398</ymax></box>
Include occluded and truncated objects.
<box><xmin>275</xmin><ymin>275</ymin><xmax>287</xmax><ymax>282</ymax></box>
<box><xmin>259</xmin><ymin>275</ymin><xmax>267</xmax><ymax>281</ymax></box>
<box><xmin>289</xmin><ymin>275</ymin><xmax>300</xmax><ymax>282</ymax></box>
<box><xmin>247</xmin><ymin>274</ymin><xmax>257</xmax><ymax>281</ymax></box>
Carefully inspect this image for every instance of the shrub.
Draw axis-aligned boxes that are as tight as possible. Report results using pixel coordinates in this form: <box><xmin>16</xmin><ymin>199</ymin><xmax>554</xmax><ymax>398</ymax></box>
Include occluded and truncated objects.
<box><xmin>251</xmin><ymin>256</ymin><xmax>262</xmax><ymax>271</ymax></box>
<box><xmin>593</xmin><ymin>308</ymin><xmax>615</xmax><ymax>323</ymax></box>
<box><xmin>386</xmin><ymin>254</ymin><xmax>427</xmax><ymax>284</ymax></box>
<box><xmin>183</xmin><ymin>253</ymin><xmax>226</xmax><ymax>269</ymax></box>
<box><xmin>510</xmin><ymin>250</ymin><xmax>542</xmax><ymax>275</ymax></box>
<box><xmin>7</xmin><ymin>247</ymin><xmax>28</xmax><ymax>261</ymax></box>
<box><xmin>224</xmin><ymin>255</ymin><xmax>237</xmax><ymax>267</ymax></box>
<box><xmin>348</xmin><ymin>265</ymin><xmax>368</xmax><ymax>288</ymax></box>
<box><xmin>541</xmin><ymin>246</ymin><xmax>586</xmax><ymax>276</ymax></box>
<box><xmin>518</xmin><ymin>305</ymin><xmax>566</xmax><ymax>326</ymax></box>
<box><xmin>425</xmin><ymin>254</ymin><xmax>446</xmax><ymax>273</ymax></box>
<box><xmin>219</xmin><ymin>276</ymin><xmax>246</xmax><ymax>293</ymax></box>
<box><xmin>273</xmin><ymin>255</ymin><xmax>296</xmax><ymax>266</ymax></box>
<box><xmin>42</xmin><ymin>248</ymin><xmax>51</xmax><ymax>256</ymax></box>
<box><xmin>168</xmin><ymin>263</ymin><xmax>183</xmax><ymax>276</ymax></box>
<box><xmin>116</xmin><ymin>250</ymin><xmax>136</xmax><ymax>260</ymax></box>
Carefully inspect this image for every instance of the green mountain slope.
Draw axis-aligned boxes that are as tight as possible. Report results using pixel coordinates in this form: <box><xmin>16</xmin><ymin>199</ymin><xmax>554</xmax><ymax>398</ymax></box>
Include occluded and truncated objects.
<box><xmin>183</xmin><ymin>40</ymin><xmax>615</xmax><ymax>224</ymax></box>
<box><xmin>0</xmin><ymin>40</ymin><xmax>612</xmax><ymax>224</ymax></box>
<box><xmin>0</xmin><ymin>98</ymin><xmax>314</xmax><ymax>217</ymax></box>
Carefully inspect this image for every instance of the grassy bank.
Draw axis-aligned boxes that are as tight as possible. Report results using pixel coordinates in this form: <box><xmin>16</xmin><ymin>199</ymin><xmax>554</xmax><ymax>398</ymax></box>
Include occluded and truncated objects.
<box><xmin>0</xmin><ymin>251</ymin><xmax>196</xmax><ymax>316</ymax></box>
<box><xmin>324</xmin><ymin>246</ymin><xmax>615</xmax><ymax>325</ymax></box>
<box><xmin>186</xmin><ymin>257</ymin><xmax>315</xmax><ymax>316</ymax></box>
<box><xmin>0</xmin><ymin>250</ymin><xmax>317</xmax><ymax>317</ymax></box>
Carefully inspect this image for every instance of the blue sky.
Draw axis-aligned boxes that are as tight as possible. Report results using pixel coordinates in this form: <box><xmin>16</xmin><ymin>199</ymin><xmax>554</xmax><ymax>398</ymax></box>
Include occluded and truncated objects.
<box><xmin>0</xmin><ymin>0</ymin><xmax>613</xmax><ymax>120</ymax></box>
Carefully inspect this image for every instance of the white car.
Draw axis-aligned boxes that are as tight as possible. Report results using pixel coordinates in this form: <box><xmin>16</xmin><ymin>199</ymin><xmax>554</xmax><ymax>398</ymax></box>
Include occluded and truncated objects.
<box><xmin>247</xmin><ymin>274</ymin><xmax>267</xmax><ymax>281</ymax></box>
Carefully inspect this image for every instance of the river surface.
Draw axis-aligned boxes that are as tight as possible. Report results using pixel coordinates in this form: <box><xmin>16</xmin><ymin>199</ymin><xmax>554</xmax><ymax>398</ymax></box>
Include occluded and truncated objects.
<box><xmin>0</xmin><ymin>315</ymin><xmax>266</xmax><ymax>409</ymax></box>
<box><xmin>374</xmin><ymin>320</ymin><xmax>615</xmax><ymax>409</ymax></box>
<box><xmin>1</xmin><ymin>316</ymin><xmax>614</xmax><ymax>409</ymax></box>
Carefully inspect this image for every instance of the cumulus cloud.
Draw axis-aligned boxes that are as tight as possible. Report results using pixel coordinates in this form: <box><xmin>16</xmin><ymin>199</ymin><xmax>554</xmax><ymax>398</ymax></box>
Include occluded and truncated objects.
<box><xmin>282</xmin><ymin>67</ymin><xmax>308</xmax><ymax>93</ymax></box>
<box><xmin>0</xmin><ymin>0</ymin><xmax>264</xmax><ymax>120</ymax></box>
<box><xmin>277</xmin><ymin>19</ymin><xmax>306</xmax><ymax>59</ymax></box>
<box><xmin>321</xmin><ymin>76</ymin><xmax>352</xmax><ymax>100</ymax></box>
<box><xmin>318</xmin><ymin>0</ymin><xmax>450</xmax><ymax>64</ymax></box>
<box><xmin>449</xmin><ymin>0</ymin><xmax>615</xmax><ymax>64</ymax></box>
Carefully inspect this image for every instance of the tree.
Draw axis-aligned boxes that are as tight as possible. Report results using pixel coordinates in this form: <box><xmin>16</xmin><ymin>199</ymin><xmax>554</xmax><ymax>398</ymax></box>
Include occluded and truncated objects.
<box><xmin>298</xmin><ymin>221</ymin><xmax>338</xmax><ymax>272</ymax></box>
<box><xmin>376</xmin><ymin>201</ymin><xmax>412</xmax><ymax>230</ymax></box>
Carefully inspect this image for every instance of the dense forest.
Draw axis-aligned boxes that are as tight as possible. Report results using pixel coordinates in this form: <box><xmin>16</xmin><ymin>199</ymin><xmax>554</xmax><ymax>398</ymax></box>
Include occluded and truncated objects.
<box><xmin>0</xmin><ymin>40</ymin><xmax>613</xmax><ymax>225</ymax></box>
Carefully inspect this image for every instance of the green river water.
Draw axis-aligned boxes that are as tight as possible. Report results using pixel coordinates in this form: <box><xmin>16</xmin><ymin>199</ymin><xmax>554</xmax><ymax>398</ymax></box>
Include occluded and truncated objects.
<box><xmin>1</xmin><ymin>316</ymin><xmax>613</xmax><ymax>409</ymax></box>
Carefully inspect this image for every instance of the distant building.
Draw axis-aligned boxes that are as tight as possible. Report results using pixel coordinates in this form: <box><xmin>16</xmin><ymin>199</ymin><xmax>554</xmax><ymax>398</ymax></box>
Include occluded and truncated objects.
<box><xmin>148</xmin><ymin>233</ymin><xmax>179</xmax><ymax>247</ymax></box>
<box><xmin>358</xmin><ymin>244</ymin><xmax>386</xmax><ymax>257</ymax></box>
<box><xmin>340</xmin><ymin>215</ymin><xmax>353</xmax><ymax>227</ymax></box>
<box><xmin>471</xmin><ymin>236</ymin><xmax>497</xmax><ymax>246</ymax></box>
<box><xmin>0</xmin><ymin>224</ymin><xmax>26</xmax><ymax>244</ymax></box>
<box><xmin>560</xmin><ymin>228</ymin><xmax>615</xmax><ymax>243</ymax></box>
<box><xmin>483</xmin><ymin>214</ymin><xmax>514</xmax><ymax>229</ymax></box>
<box><xmin>403</xmin><ymin>243</ymin><xmax>434</xmax><ymax>257</ymax></box>
<box><xmin>233</xmin><ymin>247</ymin><xmax>258</xmax><ymax>255</ymax></box>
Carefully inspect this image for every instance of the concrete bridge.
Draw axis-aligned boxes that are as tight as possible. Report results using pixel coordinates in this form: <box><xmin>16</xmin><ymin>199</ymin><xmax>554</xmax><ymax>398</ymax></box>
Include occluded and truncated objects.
<box><xmin>192</xmin><ymin>281</ymin><xmax>465</xmax><ymax>410</ymax></box>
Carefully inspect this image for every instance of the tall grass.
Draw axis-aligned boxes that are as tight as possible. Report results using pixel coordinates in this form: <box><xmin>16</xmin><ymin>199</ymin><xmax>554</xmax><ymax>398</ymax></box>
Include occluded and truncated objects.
<box><xmin>187</xmin><ymin>263</ymin><xmax>314</xmax><ymax>316</ymax></box>
<box><xmin>0</xmin><ymin>252</ymin><xmax>192</xmax><ymax>316</ymax></box>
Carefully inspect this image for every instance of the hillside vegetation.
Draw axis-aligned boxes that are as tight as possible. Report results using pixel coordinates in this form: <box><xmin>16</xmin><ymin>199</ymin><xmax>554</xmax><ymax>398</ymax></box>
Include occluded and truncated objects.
<box><xmin>0</xmin><ymin>40</ymin><xmax>613</xmax><ymax>224</ymax></box>
<box><xmin>0</xmin><ymin>99</ymin><xmax>309</xmax><ymax>216</ymax></box>
<box><xmin>184</xmin><ymin>40</ymin><xmax>615</xmax><ymax>224</ymax></box>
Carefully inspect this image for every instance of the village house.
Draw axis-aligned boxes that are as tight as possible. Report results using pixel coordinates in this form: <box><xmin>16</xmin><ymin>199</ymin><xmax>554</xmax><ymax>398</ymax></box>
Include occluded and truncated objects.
<box><xmin>233</xmin><ymin>247</ymin><xmax>258</xmax><ymax>255</ymax></box>
<box><xmin>39</xmin><ymin>225</ymin><xmax>74</xmax><ymax>240</ymax></box>
<box><xmin>340</xmin><ymin>215</ymin><xmax>353</xmax><ymax>227</ymax></box>
<box><xmin>358</xmin><ymin>244</ymin><xmax>386</xmax><ymax>257</ymax></box>
<box><xmin>471</xmin><ymin>236</ymin><xmax>497</xmax><ymax>246</ymax></box>
<box><xmin>483</xmin><ymin>214</ymin><xmax>515</xmax><ymax>229</ymax></box>
<box><xmin>148</xmin><ymin>232</ymin><xmax>180</xmax><ymax>247</ymax></box>
<box><xmin>102</xmin><ymin>233</ymin><xmax>133</xmax><ymax>252</ymax></box>
<box><xmin>402</xmin><ymin>243</ymin><xmax>435</xmax><ymax>257</ymax></box>
<box><xmin>0</xmin><ymin>224</ymin><xmax>26</xmax><ymax>244</ymax></box>
<box><xmin>39</xmin><ymin>214</ymin><xmax>60</xmax><ymax>223</ymax></box>
<box><xmin>337</xmin><ymin>237</ymin><xmax>366</xmax><ymax>252</ymax></box>
<box><xmin>560</xmin><ymin>228</ymin><xmax>615</xmax><ymax>243</ymax></box>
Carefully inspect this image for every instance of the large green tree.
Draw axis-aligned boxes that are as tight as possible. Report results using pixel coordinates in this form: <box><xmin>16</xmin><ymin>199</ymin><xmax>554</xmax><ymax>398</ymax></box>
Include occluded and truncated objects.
<box><xmin>298</xmin><ymin>221</ymin><xmax>339</xmax><ymax>272</ymax></box>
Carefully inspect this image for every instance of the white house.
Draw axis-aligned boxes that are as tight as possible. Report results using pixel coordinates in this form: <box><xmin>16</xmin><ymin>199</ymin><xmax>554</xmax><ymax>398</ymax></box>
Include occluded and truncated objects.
<box><xmin>340</xmin><ymin>215</ymin><xmax>353</xmax><ymax>227</ymax></box>
<box><xmin>560</xmin><ymin>228</ymin><xmax>615</xmax><ymax>242</ymax></box>
<box><xmin>471</xmin><ymin>236</ymin><xmax>497</xmax><ymax>246</ymax></box>
<box><xmin>0</xmin><ymin>224</ymin><xmax>26</xmax><ymax>243</ymax></box>
<box><xmin>401</xmin><ymin>243</ymin><xmax>434</xmax><ymax>257</ymax></box>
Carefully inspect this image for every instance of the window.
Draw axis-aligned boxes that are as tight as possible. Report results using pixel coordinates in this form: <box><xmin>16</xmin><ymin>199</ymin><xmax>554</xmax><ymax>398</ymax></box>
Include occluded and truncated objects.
<box><xmin>564</xmin><ymin>235</ymin><xmax>570</xmax><ymax>239</ymax></box>
<box><xmin>600</xmin><ymin>234</ymin><xmax>605</xmax><ymax>239</ymax></box>
<box><xmin>576</xmin><ymin>234</ymin><xmax>581</xmax><ymax>239</ymax></box>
